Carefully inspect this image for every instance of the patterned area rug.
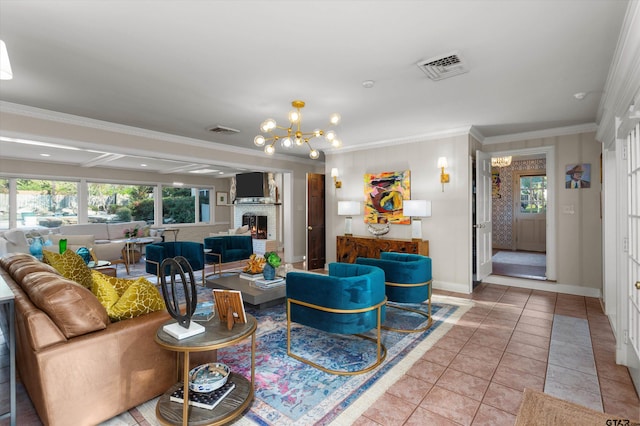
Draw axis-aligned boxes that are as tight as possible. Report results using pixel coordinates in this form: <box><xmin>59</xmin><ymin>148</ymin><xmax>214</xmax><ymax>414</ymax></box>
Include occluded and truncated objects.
<box><xmin>102</xmin><ymin>292</ymin><xmax>470</xmax><ymax>426</ymax></box>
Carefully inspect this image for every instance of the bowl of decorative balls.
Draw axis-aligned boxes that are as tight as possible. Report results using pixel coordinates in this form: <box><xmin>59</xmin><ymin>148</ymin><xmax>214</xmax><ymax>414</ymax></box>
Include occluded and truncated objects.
<box><xmin>188</xmin><ymin>362</ymin><xmax>230</xmax><ymax>393</ymax></box>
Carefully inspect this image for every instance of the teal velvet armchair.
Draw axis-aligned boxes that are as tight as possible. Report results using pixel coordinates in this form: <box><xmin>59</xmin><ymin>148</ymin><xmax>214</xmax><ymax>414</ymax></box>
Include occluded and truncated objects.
<box><xmin>356</xmin><ymin>252</ymin><xmax>432</xmax><ymax>333</ymax></box>
<box><xmin>145</xmin><ymin>241</ymin><xmax>205</xmax><ymax>284</ymax></box>
<box><xmin>286</xmin><ymin>262</ymin><xmax>387</xmax><ymax>375</ymax></box>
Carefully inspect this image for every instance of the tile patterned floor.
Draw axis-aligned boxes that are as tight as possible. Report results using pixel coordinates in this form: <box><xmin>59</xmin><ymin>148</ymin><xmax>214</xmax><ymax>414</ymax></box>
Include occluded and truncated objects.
<box><xmin>355</xmin><ymin>283</ymin><xmax>640</xmax><ymax>426</ymax></box>
<box><xmin>1</xmin><ymin>273</ymin><xmax>639</xmax><ymax>425</ymax></box>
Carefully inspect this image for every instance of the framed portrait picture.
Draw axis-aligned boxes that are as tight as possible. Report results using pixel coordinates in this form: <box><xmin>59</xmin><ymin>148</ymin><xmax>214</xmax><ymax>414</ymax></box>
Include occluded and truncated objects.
<box><xmin>565</xmin><ymin>164</ymin><xmax>591</xmax><ymax>189</ymax></box>
<box><xmin>216</xmin><ymin>192</ymin><xmax>228</xmax><ymax>205</ymax></box>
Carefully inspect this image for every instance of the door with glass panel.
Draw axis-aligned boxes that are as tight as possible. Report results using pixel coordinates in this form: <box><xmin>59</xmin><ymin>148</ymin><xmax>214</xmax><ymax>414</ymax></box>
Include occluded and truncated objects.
<box><xmin>514</xmin><ymin>173</ymin><xmax>547</xmax><ymax>252</ymax></box>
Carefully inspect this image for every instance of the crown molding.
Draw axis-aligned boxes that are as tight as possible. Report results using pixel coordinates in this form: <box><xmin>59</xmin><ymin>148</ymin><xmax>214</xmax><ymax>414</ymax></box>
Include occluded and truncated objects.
<box><xmin>0</xmin><ymin>101</ymin><xmax>319</xmax><ymax>167</ymax></box>
<box><xmin>596</xmin><ymin>0</ymin><xmax>640</xmax><ymax>148</ymax></box>
<box><xmin>481</xmin><ymin>123</ymin><xmax>598</xmax><ymax>145</ymax></box>
<box><xmin>325</xmin><ymin>125</ymin><xmax>474</xmax><ymax>155</ymax></box>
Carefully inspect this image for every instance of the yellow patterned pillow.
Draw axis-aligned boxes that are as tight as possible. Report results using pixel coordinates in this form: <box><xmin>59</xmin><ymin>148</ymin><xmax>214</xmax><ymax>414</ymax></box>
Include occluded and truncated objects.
<box><xmin>91</xmin><ymin>271</ymin><xmax>165</xmax><ymax>321</ymax></box>
<box><xmin>43</xmin><ymin>249</ymin><xmax>93</xmax><ymax>289</ymax></box>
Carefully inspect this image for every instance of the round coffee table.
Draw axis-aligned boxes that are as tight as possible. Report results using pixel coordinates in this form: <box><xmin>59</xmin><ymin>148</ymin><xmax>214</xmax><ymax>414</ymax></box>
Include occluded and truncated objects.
<box><xmin>154</xmin><ymin>314</ymin><xmax>257</xmax><ymax>426</ymax></box>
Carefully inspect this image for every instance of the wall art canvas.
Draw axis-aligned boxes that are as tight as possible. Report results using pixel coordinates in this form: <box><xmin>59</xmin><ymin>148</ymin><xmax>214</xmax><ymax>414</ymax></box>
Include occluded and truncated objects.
<box><xmin>492</xmin><ymin>171</ymin><xmax>502</xmax><ymax>198</ymax></box>
<box><xmin>363</xmin><ymin>170</ymin><xmax>410</xmax><ymax>224</ymax></box>
<box><xmin>565</xmin><ymin>163</ymin><xmax>591</xmax><ymax>189</ymax></box>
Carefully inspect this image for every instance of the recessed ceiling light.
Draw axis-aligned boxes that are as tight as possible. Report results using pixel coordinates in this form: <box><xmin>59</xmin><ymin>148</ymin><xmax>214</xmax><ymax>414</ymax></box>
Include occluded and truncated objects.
<box><xmin>362</xmin><ymin>80</ymin><xmax>375</xmax><ymax>88</ymax></box>
<box><xmin>140</xmin><ymin>163</ymin><xmax>147</xmax><ymax>167</ymax></box>
<box><xmin>189</xmin><ymin>169</ymin><xmax>218</xmax><ymax>174</ymax></box>
<box><xmin>173</xmin><ymin>182</ymin><xmax>184</xmax><ymax>186</ymax></box>
<box><xmin>218</xmin><ymin>171</ymin><xmax>224</xmax><ymax>175</ymax></box>
<box><xmin>573</xmin><ymin>92</ymin><xmax>587</xmax><ymax>100</ymax></box>
<box><xmin>40</xmin><ymin>153</ymin><xmax>50</xmax><ymax>157</ymax></box>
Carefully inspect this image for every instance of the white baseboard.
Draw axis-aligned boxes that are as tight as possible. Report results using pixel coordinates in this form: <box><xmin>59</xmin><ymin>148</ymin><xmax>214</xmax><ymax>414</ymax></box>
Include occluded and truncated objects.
<box><xmin>433</xmin><ymin>280</ymin><xmax>471</xmax><ymax>294</ymax></box>
<box><xmin>481</xmin><ymin>275</ymin><xmax>602</xmax><ymax>298</ymax></box>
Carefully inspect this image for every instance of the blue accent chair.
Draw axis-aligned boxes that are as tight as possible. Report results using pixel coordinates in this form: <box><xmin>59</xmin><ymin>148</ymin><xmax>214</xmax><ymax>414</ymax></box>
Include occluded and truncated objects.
<box><xmin>145</xmin><ymin>242</ymin><xmax>205</xmax><ymax>284</ymax></box>
<box><xmin>356</xmin><ymin>252</ymin><xmax>432</xmax><ymax>333</ymax></box>
<box><xmin>286</xmin><ymin>262</ymin><xmax>387</xmax><ymax>375</ymax></box>
<box><xmin>203</xmin><ymin>235</ymin><xmax>253</xmax><ymax>264</ymax></box>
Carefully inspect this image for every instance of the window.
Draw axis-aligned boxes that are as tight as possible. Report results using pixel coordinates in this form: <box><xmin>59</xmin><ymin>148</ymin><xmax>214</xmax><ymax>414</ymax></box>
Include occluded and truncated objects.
<box><xmin>87</xmin><ymin>183</ymin><xmax>154</xmax><ymax>223</ymax></box>
<box><xmin>0</xmin><ymin>178</ymin><xmax>8</xmax><ymax>229</ymax></box>
<box><xmin>16</xmin><ymin>179</ymin><xmax>79</xmax><ymax>227</ymax></box>
<box><xmin>162</xmin><ymin>186</ymin><xmax>211</xmax><ymax>224</ymax></box>
<box><xmin>520</xmin><ymin>175</ymin><xmax>547</xmax><ymax>214</ymax></box>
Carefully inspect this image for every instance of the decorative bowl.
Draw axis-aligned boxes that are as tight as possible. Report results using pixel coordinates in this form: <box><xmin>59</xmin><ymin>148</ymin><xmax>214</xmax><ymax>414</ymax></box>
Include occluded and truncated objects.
<box><xmin>188</xmin><ymin>362</ymin><xmax>230</xmax><ymax>393</ymax></box>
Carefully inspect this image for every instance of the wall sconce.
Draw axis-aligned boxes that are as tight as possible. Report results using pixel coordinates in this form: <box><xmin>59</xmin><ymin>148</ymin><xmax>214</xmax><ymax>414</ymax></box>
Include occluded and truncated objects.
<box><xmin>338</xmin><ymin>201</ymin><xmax>360</xmax><ymax>236</ymax></box>
<box><xmin>403</xmin><ymin>200</ymin><xmax>432</xmax><ymax>240</ymax></box>
<box><xmin>437</xmin><ymin>157</ymin><xmax>449</xmax><ymax>192</ymax></box>
<box><xmin>331</xmin><ymin>168</ymin><xmax>342</xmax><ymax>188</ymax></box>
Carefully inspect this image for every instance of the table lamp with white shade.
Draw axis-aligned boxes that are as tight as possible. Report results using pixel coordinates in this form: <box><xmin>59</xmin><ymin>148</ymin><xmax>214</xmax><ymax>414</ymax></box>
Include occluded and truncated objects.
<box><xmin>403</xmin><ymin>200</ymin><xmax>432</xmax><ymax>240</ymax></box>
<box><xmin>338</xmin><ymin>201</ymin><xmax>361</xmax><ymax>236</ymax></box>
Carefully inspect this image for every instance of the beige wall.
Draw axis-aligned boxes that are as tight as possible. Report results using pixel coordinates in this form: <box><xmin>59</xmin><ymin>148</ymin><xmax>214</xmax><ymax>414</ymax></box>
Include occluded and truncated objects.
<box><xmin>483</xmin><ymin>132</ymin><xmax>603</xmax><ymax>291</ymax></box>
<box><xmin>326</xmin><ymin>133</ymin><xmax>472</xmax><ymax>293</ymax></box>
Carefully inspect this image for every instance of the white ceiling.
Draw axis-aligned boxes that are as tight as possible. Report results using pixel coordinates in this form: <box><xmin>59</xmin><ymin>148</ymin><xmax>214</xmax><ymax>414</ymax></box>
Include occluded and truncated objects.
<box><xmin>0</xmin><ymin>0</ymin><xmax>630</xmax><ymax>175</ymax></box>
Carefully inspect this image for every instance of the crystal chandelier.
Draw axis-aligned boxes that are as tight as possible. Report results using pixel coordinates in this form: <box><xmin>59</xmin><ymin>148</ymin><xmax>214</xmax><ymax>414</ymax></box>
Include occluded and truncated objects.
<box><xmin>491</xmin><ymin>156</ymin><xmax>512</xmax><ymax>167</ymax></box>
<box><xmin>254</xmin><ymin>100</ymin><xmax>341</xmax><ymax>159</ymax></box>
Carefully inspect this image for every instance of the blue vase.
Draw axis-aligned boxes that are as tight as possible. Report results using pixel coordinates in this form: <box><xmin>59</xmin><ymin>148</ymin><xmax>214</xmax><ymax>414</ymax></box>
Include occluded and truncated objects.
<box><xmin>76</xmin><ymin>247</ymin><xmax>91</xmax><ymax>264</ymax></box>
<box><xmin>263</xmin><ymin>264</ymin><xmax>276</xmax><ymax>280</ymax></box>
<box><xmin>29</xmin><ymin>236</ymin><xmax>43</xmax><ymax>261</ymax></box>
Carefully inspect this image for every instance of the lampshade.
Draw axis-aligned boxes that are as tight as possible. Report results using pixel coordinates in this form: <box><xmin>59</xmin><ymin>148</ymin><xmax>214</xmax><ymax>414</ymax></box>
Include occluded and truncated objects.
<box><xmin>331</xmin><ymin>168</ymin><xmax>339</xmax><ymax>178</ymax></box>
<box><xmin>338</xmin><ymin>201</ymin><xmax>361</xmax><ymax>216</ymax></box>
<box><xmin>403</xmin><ymin>200</ymin><xmax>432</xmax><ymax>217</ymax></box>
<box><xmin>437</xmin><ymin>157</ymin><xmax>448</xmax><ymax>169</ymax></box>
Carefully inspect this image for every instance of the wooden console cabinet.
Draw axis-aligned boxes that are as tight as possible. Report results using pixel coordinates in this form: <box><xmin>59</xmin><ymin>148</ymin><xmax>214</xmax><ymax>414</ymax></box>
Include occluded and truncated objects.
<box><xmin>336</xmin><ymin>235</ymin><xmax>429</xmax><ymax>263</ymax></box>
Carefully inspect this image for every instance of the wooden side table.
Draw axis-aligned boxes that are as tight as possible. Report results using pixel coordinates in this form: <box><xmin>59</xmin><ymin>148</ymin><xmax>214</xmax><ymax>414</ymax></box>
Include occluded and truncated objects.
<box><xmin>154</xmin><ymin>314</ymin><xmax>257</xmax><ymax>426</ymax></box>
<box><xmin>0</xmin><ymin>277</ymin><xmax>16</xmax><ymax>426</ymax></box>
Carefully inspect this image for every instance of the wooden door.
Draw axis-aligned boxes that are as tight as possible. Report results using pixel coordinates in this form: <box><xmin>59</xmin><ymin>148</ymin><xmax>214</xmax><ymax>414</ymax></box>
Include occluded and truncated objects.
<box><xmin>306</xmin><ymin>173</ymin><xmax>325</xmax><ymax>270</ymax></box>
<box><xmin>514</xmin><ymin>172</ymin><xmax>547</xmax><ymax>252</ymax></box>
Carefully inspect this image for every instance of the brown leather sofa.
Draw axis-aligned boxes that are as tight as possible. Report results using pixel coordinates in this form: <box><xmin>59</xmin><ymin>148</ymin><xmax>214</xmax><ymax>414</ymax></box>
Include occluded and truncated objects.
<box><xmin>0</xmin><ymin>253</ymin><xmax>213</xmax><ymax>426</ymax></box>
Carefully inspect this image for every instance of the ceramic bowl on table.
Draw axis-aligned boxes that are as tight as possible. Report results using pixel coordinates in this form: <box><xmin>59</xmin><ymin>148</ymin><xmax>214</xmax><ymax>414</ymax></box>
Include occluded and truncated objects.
<box><xmin>188</xmin><ymin>362</ymin><xmax>230</xmax><ymax>393</ymax></box>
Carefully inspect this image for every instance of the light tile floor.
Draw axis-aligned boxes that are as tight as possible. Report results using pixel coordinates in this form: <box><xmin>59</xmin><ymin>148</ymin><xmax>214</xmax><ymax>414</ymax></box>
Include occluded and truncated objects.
<box><xmin>2</xmin><ymin>271</ymin><xmax>640</xmax><ymax>425</ymax></box>
<box><xmin>355</xmin><ymin>283</ymin><xmax>640</xmax><ymax>425</ymax></box>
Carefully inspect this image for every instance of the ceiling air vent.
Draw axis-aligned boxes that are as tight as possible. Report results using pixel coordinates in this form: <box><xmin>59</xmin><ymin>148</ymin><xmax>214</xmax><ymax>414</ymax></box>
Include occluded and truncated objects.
<box><xmin>207</xmin><ymin>125</ymin><xmax>240</xmax><ymax>134</ymax></box>
<box><xmin>417</xmin><ymin>51</ymin><xmax>469</xmax><ymax>81</ymax></box>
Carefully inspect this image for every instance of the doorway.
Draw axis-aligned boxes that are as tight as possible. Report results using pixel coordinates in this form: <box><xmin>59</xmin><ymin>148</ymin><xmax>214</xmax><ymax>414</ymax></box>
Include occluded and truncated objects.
<box><xmin>487</xmin><ymin>148</ymin><xmax>555</xmax><ymax>282</ymax></box>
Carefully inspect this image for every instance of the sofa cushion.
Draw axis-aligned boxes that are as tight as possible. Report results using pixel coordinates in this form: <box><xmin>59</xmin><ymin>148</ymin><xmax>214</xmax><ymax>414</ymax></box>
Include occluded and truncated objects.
<box><xmin>61</xmin><ymin>223</ymin><xmax>109</xmax><ymax>240</ymax></box>
<box><xmin>21</xmin><ymin>271</ymin><xmax>109</xmax><ymax>338</ymax></box>
<box><xmin>91</xmin><ymin>271</ymin><xmax>166</xmax><ymax>321</ymax></box>
<box><xmin>48</xmin><ymin>234</ymin><xmax>95</xmax><ymax>254</ymax></box>
<box><xmin>43</xmin><ymin>249</ymin><xmax>94</xmax><ymax>289</ymax></box>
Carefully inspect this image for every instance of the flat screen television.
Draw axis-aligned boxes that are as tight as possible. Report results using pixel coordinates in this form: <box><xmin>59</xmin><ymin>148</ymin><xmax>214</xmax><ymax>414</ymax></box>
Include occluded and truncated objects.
<box><xmin>235</xmin><ymin>172</ymin><xmax>267</xmax><ymax>199</ymax></box>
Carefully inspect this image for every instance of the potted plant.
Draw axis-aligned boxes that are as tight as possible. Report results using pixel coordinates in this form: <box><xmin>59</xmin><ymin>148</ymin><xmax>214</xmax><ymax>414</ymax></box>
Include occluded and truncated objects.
<box><xmin>262</xmin><ymin>251</ymin><xmax>281</xmax><ymax>280</ymax></box>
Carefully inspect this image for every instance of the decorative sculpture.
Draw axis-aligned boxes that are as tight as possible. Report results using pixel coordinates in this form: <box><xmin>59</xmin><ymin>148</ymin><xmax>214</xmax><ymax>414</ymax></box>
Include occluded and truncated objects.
<box><xmin>367</xmin><ymin>223</ymin><xmax>390</xmax><ymax>238</ymax></box>
<box><xmin>159</xmin><ymin>256</ymin><xmax>198</xmax><ymax>329</ymax></box>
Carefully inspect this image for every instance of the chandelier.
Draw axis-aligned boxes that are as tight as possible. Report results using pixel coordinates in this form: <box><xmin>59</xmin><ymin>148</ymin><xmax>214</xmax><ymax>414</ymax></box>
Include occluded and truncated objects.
<box><xmin>491</xmin><ymin>156</ymin><xmax>512</xmax><ymax>167</ymax></box>
<box><xmin>254</xmin><ymin>100</ymin><xmax>341</xmax><ymax>159</ymax></box>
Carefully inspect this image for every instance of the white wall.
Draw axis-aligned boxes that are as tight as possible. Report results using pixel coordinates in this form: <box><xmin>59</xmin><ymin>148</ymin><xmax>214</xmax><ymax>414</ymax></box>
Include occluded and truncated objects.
<box><xmin>326</xmin><ymin>133</ymin><xmax>472</xmax><ymax>293</ymax></box>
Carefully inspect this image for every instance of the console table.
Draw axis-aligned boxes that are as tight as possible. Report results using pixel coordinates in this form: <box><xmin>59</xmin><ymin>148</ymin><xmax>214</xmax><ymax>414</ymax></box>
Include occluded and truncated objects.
<box><xmin>336</xmin><ymin>235</ymin><xmax>429</xmax><ymax>263</ymax></box>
